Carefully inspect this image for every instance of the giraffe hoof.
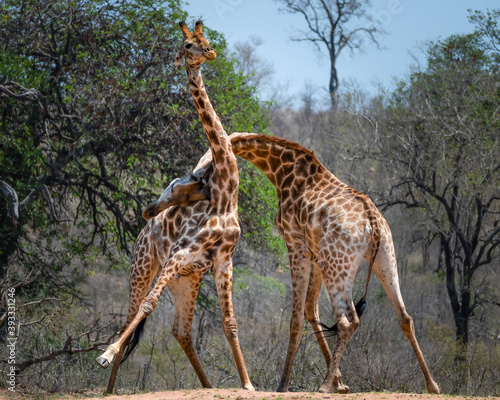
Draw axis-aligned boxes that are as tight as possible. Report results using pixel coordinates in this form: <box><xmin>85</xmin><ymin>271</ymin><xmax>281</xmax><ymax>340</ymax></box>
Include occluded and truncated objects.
<box><xmin>334</xmin><ymin>383</ymin><xmax>350</xmax><ymax>394</ymax></box>
<box><xmin>96</xmin><ymin>355</ymin><xmax>111</xmax><ymax>369</ymax></box>
<box><xmin>427</xmin><ymin>380</ymin><xmax>440</xmax><ymax>394</ymax></box>
<box><xmin>318</xmin><ymin>385</ymin><xmax>329</xmax><ymax>394</ymax></box>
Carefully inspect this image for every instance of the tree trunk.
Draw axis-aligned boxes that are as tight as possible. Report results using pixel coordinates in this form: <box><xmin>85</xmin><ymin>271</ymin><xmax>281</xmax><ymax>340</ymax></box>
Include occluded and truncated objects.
<box><xmin>441</xmin><ymin>236</ymin><xmax>470</xmax><ymax>346</ymax></box>
<box><xmin>329</xmin><ymin>53</ymin><xmax>338</xmax><ymax>109</ymax></box>
<box><xmin>455</xmin><ymin>296</ymin><xmax>470</xmax><ymax>345</ymax></box>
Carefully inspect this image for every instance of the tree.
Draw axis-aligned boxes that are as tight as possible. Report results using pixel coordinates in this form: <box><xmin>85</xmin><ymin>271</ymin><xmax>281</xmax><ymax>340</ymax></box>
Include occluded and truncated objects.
<box><xmin>468</xmin><ymin>8</ymin><xmax>500</xmax><ymax>64</ymax></box>
<box><xmin>0</xmin><ymin>0</ymin><xmax>274</xmax><ymax>383</ymax></box>
<box><xmin>360</xmin><ymin>29</ymin><xmax>500</xmax><ymax>348</ymax></box>
<box><xmin>275</xmin><ymin>0</ymin><xmax>384</xmax><ymax>107</ymax></box>
<box><xmin>234</xmin><ymin>36</ymin><xmax>275</xmax><ymax>92</ymax></box>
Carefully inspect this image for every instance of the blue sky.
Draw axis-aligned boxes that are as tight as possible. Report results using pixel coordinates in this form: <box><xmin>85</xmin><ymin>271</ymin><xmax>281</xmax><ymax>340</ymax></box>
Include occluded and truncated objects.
<box><xmin>183</xmin><ymin>0</ymin><xmax>498</xmax><ymax>106</ymax></box>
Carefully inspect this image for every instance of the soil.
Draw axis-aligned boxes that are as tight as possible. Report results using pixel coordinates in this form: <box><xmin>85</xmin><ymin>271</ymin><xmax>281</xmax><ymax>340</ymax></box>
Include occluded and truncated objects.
<box><xmin>2</xmin><ymin>388</ymin><xmax>499</xmax><ymax>400</ymax></box>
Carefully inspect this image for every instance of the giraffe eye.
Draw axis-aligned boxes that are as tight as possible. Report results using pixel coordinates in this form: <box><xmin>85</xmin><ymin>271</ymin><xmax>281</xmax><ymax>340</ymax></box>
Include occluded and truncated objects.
<box><xmin>185</xmin><ymin>43</ymin><xmax>192</xmax><ymax>49</ymax></box>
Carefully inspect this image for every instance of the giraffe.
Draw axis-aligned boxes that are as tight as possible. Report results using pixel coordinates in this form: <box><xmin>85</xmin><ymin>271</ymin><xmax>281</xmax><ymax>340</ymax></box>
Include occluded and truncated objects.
<box><xmin>147</xmin><ymin>132</ymin><xmax>440</xmax><ymax>395</ymax></box>
<box><xmin>95</xmin><ymin>21</ymin><xmax>255</xmax><ymax>393</ymax></box>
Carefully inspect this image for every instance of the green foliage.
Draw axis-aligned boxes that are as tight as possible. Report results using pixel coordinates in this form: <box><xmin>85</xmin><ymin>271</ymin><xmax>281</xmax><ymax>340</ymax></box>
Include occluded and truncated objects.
<box><xmin>236</xmin><ymin>267</ymin><xmax>286</xmax><ymax>297</ymax></box>
<box><xmin>0</xmin><ymin>0</ymin><xmax>278</xmax><ymax>386</ymax></box>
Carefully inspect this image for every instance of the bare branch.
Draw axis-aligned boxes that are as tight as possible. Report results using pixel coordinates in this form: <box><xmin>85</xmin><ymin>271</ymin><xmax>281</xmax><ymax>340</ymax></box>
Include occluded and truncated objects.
<box><xmin>16</xmin><ymin>297</ymin><xmax>64</xmax><ymax>312</ymax></box>
<box><xmin>6</xmin><ymin>317</ymin><xmax>120</xmax><ymax>373</ymax></box>
<box><xmin>0</xmin><ymin>81</ymin><xmax>79</xmax><ymax>121</ymax></box>
<box><xmin>0</xmin><ymin>180</ymin><xmax>19</xmax><ymax>225</ymax></box>
<box><xmin>0</xmin><ymin>180</ymin><xmax>72</xmax><ymax>226</ymax></box>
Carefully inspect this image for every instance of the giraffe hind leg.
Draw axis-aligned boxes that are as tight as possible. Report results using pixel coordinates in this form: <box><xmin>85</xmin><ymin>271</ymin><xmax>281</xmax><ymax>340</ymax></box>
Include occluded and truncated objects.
<box><xmin>317</xmin><ymin>245</ymin><xmax>365</xmax><ymax>394</ymax></box>
<box><xmin>304</xmin><ymin>260</ymin><xmax>332</xmax><ymax>366</ymax></box>
<box><xmin>319</xmin><ymin>297</ymin><xmax>367</xmax><ymax>336</ymax></box>
<box><xmin>318</xmin><ymin>293</ymin><xmax>359</xmax><ymax>394</ymax></box>
<box><xmin>372</xmin><ymin>240</ymin><xmax>440</xmax><ymax>394</ymax></box>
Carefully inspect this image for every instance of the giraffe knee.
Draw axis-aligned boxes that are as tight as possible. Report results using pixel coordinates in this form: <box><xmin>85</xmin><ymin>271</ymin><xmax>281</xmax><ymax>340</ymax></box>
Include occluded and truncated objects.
<box><xmin>142</xmin><ymin>298</ymin><xmax>158</xmax><ymax>316</ymax></box>
<box><xmin>304</xmin><ymin>305</ymin><xmax>317</xmax><ymax>323</ymax></box>
<box><xmin>337</xmin><ymin>314</ymin><xmax>359</xmax><ymax>336</ymax></box>
<box><xmin>399</xmin><ymin>312</ymin><xmax>415</xmax><ymax>337</ymax></box>
<box><xmin>222</xmin><ymin>317</ymin><xmax>239</xmax><ymax>340</ymax></box>
<box><xmin>337</xmin><ymin>315</ymin><xmax>350</xmax><ymax>332</ymax></box>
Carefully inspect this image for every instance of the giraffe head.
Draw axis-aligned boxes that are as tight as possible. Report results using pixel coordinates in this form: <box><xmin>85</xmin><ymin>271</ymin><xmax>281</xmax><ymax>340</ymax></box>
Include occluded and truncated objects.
<box><xmin>174</xmin><ymin>20</ymin><xmax>216</xmax><ymax>69</ymax></box>
<box><xmin>142</xmin><ymin>166</ymin><xmax>212</xmax><ymax>220</ymax></box>
<box><xmin>142</xmin><ymin>151</ymin><xmax>214</xmax><ymax>219</ymax></box>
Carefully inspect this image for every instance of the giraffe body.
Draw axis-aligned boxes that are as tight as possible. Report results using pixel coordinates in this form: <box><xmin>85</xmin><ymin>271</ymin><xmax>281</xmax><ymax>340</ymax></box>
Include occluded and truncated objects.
<box><xmin>152</xmin><ymin>132</ymin><xmax>439</xmax><ymax>394</ymax></box>
<box><xmin>96</xmin><ymin>22</ymin><xmax>253</xmax><ymax>393</ymax></box>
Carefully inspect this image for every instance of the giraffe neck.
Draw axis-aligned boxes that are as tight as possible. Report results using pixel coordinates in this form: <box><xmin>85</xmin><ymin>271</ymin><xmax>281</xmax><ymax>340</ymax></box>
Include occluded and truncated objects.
<box><xmin>230</xmin><ymin>134</ymin><xmax>339</xmax><ymax>194</ymax></box>
<box><xmin>185</xmin><ymin>64</ymin><xmax>238</xmax><ymax>215</ymax></box>
<box><xmin>186</xmin><ymin>66</ymin><xmax>226</xmax><ymax>141</ymax></box>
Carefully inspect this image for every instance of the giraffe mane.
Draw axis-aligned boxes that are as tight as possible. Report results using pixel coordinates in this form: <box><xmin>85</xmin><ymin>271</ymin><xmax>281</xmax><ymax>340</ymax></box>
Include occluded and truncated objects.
<box><xmin>231</xmin><ymin>133</ymin><xmax>325</xmax><ymax>167</ymax></box>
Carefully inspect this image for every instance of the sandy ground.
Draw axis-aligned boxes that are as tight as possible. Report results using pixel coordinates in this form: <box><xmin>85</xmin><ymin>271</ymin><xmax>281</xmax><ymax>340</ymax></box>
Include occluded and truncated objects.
<box><xmin>81</xmin><ymin>390</ymin><xmax>499</xmax><ymax>400</ymax></box>
<box><xmin>2</xmin><ymin>389</ymin><xmax>499</xmax><ymax>400</ymax></box>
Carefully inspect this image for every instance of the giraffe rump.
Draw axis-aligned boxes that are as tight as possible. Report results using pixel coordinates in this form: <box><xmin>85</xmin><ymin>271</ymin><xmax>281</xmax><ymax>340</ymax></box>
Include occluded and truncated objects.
<box><xmin>121</xmin><ymin>318</ymin><xmax>147</xmax><ymax>364</ymax></box>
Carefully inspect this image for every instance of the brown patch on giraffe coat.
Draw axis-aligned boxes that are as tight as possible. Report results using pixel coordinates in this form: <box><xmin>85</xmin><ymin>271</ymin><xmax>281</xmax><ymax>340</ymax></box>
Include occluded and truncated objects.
<box><xmin>269</xmin><ymin>155</ymin><xmax>281</xmax><ymax>171</ymax></box>
<box><xmin>254</xmin><ymin>158</ymin><xmax>270</xmax><ymax>173</ymax></box>
<box><xmin>200</xmin><ymin>111</ymin><xmax>214</xmax><ymax>128</ymax></box>
<box><xmin>216</xmin><ymin>166</ymin><xmax>229</xmax><ymax>182</ymax></box>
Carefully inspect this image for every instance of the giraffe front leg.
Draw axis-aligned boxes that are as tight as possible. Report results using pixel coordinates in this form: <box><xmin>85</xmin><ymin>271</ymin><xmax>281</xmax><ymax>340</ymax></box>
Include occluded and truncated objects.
<box><xmin>169</xmin><ymin>272</ymin><xmax>212</xmax><ymax>388</ymax></box>
<box><xmin>97</xmin><ymin>236</ymin><xmax>160</xmax><ymax>378</ymax></box>
<box><xmin>97</xmin><ymin>256</ymin><xmax>179</xmax><ymax>370</ymax></box>
<box><xmin>277</xmin><ymin>250</ymin><xmax>310</xmax><ymax>392</ymax></box>
<box><xmin>96</xmin><ymin>293</ymin><xmax>159</xmax><ymax>369</ymax></box>
<box><xmin>214</xmin><ymin>260</ymin><xmax>254</xmax><ymax>391</ymax></box>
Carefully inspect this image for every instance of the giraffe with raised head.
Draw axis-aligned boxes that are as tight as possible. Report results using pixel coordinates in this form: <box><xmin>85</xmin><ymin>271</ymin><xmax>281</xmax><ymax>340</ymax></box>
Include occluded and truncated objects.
<box><xmin>95</xmin><ymin>21</ymin><xmax>254</xmax><ymax>393</ymax></box>
<box><xmin>147</xmin><ymin>132</ymin><xmax>440</xmax><ymax>395</ymax></box>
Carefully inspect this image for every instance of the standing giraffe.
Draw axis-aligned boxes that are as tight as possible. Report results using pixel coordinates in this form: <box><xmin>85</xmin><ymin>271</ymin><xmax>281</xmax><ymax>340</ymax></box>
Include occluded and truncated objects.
<box><xmin>147</xmin><ymin>132</ymin><xmax>440</xmax><ymax>395</ymax></box>
<box><xmin>95</xmin><ymin>21</ymin><xmax>254</xmax><ymax>393</ymax></box>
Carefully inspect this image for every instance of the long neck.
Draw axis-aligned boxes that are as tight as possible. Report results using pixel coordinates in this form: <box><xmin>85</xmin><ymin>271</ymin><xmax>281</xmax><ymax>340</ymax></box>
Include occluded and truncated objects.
<box><xmin>185</xmin><ymin>65</ymin><xmax>238</xmax><ymax>214</ymax></box>
<box><xmin>230</xmin><ymin>135</ymin><xmax>336</xmax><ymax>196</ymax></box>
<box><xmin>186</xmin><ymin>66</ymin><xmax>226</xmax><ymax>141</ymax></box>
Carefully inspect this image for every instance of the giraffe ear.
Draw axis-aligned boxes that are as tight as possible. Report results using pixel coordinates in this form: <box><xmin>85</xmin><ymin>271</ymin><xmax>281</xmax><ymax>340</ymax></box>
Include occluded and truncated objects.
<box><xmin>174</xmin><ymin>49</ymin><xmax>184</xmax><ymax>69</ymax></box>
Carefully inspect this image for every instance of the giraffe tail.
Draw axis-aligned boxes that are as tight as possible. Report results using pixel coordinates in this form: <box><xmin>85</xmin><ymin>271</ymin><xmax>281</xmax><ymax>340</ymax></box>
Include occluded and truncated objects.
<box><xmin>316</xmin><ymin>297</ymin><xmax>367</xmax><ymax>337</ymax></box>
<box><xmin>121</xmin><ymin>318</ymin><xmax>147</xmax><ymax>364</ymax></box>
